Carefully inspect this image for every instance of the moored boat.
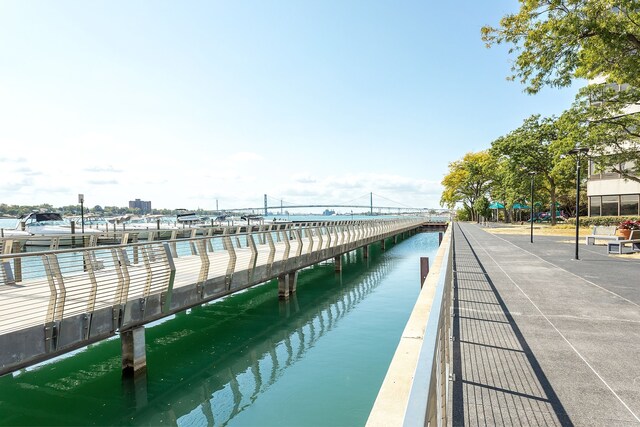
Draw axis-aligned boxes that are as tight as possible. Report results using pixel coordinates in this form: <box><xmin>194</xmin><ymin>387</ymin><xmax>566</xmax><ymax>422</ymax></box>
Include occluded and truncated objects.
<box><xmin>16</xmin><ymin>212</ymin><xmax>103</xmax><ymax>246</ymax></box>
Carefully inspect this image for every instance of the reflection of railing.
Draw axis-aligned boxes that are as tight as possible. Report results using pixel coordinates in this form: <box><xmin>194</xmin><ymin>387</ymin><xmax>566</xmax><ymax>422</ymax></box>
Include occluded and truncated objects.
<box><xmin>146</xmin><ymin>251</ymin><xmax>396</xmax><ymax>426</ymax></box>
<box><xmin>367</xmin><ymin>226</ymin><xmax>453</xmax><ymax>427</ymax></box>
<box><xmin>0</xmin><ymin>218</ymin><xmax>424</xmax><ymax>375</ymax></box>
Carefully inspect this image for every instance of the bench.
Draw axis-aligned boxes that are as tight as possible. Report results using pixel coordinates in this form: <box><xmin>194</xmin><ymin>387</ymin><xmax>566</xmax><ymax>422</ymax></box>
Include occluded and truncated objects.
<box><xmin>607</xmin><ymin>230</ymin><xmax>640</xmax><ymax>254</ymax></box>
<box><xmin>585</xmin><ymin>225</ymin><xmax>621</xmax><ymax>245</ymax></box>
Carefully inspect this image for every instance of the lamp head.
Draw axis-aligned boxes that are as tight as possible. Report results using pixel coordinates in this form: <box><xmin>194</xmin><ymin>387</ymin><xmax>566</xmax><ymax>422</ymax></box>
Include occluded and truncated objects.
<box><xmin>568</xmin><ymin>146</ymin><xmax>589</xmax><ymax>155</ymax></box>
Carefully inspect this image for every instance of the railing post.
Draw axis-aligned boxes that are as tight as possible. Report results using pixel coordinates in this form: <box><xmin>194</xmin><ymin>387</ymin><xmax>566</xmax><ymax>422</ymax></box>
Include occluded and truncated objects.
<box><xmin>266</xmin><ymin>230</ymin><xmax>276</xmax><ymax>275</ymax></box>
<box><xmin>247</xmin><ymin>234</ymin><xmax>258</xmax><ymax>281</ymax></box>
<box><xmin>197</xmin><ymin>240</ymin><xmax>210</xmax><ymax>295</ymax></box>
<box><xmin>294</xmin><ymin>229</ymin><xmax>303</xmax><ymax>257</ymax></box>
<box><xmin>306</xmin><ymin>228</ymin><xmax>314</xmax><ymax>254</ymax></box>
<box><xmin>282</xmin><ymin>230</ymin><xmax>291</xmax><ymax>262</ymax></box>
<box><xmin>161</xmin><ymin>242</ymin><xmax>176</xmax><ymax>313</ymax></box>
<box><xmin>222</xmin><ymin>236</ymin><xmax>236</xmax><ymax>290</ymax></box>
<box><xmin>420</xmin><ymin>257</ymin><xmax>429</xmax><ymax>287</ymax></box>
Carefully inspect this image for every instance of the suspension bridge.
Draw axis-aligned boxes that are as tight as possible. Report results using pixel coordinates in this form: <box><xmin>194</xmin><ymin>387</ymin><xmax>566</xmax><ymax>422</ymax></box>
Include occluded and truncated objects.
<box><xmin>221</xmin><ymin>193</ymin><xmax>437</xmax><ymax>215</ymax></box>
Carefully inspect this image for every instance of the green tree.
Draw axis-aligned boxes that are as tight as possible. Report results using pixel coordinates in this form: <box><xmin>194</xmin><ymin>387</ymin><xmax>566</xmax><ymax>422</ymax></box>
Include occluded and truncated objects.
<box><xmin>440</xmin><ymin>151</ymin><xmax>496</xmax><ymax>222</ymax></box>
<box><xmin>489</xmin><ymin>158</ymin><xmax>530</xmax><ymax>223</ymax></box>
<box><xmin>474</xmin><ymin>196</ymin><xmax>491</xmax><ymax>221</ymax></box>
<box><xmin>565</xmin><ymin>86</ymin><xmax>640</xmax><ymax>183</ymax></box>
<box><xmin>490</xmin><ymin>114</ymin><xmax>580</xmax><ymax>224</ymax></box>
<box><xmin>482</xmin><ymin>1</ymin><xmax>640</xmax><ymax>94</ymax></box>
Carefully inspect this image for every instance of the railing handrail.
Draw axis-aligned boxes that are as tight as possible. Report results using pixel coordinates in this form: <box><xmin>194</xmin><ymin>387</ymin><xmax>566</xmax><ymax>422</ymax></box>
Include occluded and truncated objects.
<box><xmin>0</xmin><ymin>217</ymin><xmax>430</xmax><ymax>256</ymax></box>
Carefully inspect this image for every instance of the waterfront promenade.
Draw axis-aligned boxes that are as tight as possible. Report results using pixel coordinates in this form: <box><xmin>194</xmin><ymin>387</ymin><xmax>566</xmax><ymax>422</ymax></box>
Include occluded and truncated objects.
<box><xmin>453</xmin><ymin>222</ymin><xmax>640</xmax><ymax>426</ymax></box>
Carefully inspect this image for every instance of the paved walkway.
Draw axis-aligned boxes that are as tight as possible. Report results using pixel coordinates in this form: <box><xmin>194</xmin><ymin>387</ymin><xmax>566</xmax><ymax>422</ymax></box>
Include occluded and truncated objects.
<box><xmin>452</xmin><ymin>222</ymin><xmax>640</xmax><ymax>426</ymax></box>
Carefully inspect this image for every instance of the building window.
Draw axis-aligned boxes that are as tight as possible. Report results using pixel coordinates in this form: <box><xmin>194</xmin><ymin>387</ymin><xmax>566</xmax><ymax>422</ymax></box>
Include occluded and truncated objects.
<box><xmin>601</xmin><ymin>195</ymin><xmax>619</xmax><ymax>216</ymax></box>
<box><xmin>620</xmin><ymin>195</ymin><xmax>639</xmax><ymax>216</ymax></box>
<box><xmin>602</xmin><ymin>166</ymin><xmax>620</xmax><ymax>179</ymax></box>
<box><xmin>589</xmin><ymin>196</ymin><xmax>601</xmax><ymax>216</ymax></box>
<box><xmin>589</xmin><ymin>160</ymin><xmax>599</xmax><ymax>178</ymax></box>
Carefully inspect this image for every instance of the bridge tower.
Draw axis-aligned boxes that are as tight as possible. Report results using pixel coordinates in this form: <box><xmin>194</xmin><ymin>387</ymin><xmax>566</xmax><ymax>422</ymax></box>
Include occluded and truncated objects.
<box><xmin>370</xmin><ymin>192</ymin><xmax>373</xmax><ymax>216</ymax></box>
<box><xmin>264</xmin><ymin>194</ymin><xmax>268</xmax><ymax>216</ymax></box>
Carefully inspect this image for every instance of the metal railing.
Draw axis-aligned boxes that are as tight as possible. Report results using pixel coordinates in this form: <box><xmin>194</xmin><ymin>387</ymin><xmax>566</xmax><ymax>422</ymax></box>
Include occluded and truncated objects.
<box><xmin>403</xmin><ymin>225</ymin><xmax>453</xmax><ymax>426</ymax></box>
<box><xmin>365</xmin><ymin>224</ymin><xmax>453</xmax><ymax>427</ymax></box>
<box><xmin>0</xmin><ymin>218</ymin><xmax>424</xmax><ymax>375</ymax></box>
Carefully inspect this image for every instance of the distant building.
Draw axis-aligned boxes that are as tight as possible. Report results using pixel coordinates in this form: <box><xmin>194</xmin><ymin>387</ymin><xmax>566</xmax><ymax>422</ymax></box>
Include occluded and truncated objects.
<box><xmin>129</xmin><ymin>199</ymin><xmax>151</xmax><ymax>213</ymax></box>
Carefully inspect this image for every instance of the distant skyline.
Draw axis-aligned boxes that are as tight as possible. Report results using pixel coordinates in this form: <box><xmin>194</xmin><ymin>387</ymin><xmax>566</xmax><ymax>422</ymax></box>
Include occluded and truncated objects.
<box><xmin>0</xmin><ymin>1</ymin><xmax>581</xmax><ymax>211</ymax></box>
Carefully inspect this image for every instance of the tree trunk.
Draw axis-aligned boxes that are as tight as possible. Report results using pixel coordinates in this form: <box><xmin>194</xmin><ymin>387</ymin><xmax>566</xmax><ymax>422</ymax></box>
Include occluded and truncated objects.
<box><xmin>550</xmin><ymin>187</ymin><xmax>557</xmax><ymax>226</ymax></box>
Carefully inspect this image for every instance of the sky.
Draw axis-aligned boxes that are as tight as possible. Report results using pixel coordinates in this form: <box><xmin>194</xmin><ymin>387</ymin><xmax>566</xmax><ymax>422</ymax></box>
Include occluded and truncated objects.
<box><xmin>0</xmin><ymin>1</ymin><xmax>581</xmax><ymax>213</ymax></box>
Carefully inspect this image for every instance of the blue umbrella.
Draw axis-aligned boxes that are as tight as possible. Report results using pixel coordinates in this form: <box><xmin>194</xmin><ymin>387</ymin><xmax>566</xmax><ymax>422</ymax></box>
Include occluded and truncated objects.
<box><xmin>488</xmin><ymin>202</ymin><xmax>505</xmax><ymax>209</ymax></box>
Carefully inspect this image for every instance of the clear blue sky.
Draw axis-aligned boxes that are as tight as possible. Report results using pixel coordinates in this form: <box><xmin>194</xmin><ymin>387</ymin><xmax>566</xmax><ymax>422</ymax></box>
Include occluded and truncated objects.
<box><xmin>0</xmin><ymin>1</ymin><xmax>580</xmax><ymax>212</ymax></box>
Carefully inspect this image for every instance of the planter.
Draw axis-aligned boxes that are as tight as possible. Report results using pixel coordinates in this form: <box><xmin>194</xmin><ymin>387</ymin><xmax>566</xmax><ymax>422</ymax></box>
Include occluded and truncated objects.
<box><xmin>617</xmin><ymin>229</ymin><xmax>632</xmax><ymax>239</ymax></box>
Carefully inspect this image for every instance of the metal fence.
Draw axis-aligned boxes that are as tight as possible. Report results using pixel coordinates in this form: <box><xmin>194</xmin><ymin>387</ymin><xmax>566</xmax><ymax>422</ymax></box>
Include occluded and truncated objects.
<box><xmin>365</xmin><ymin>224</ymin><xmax>453</xmax><ymax>427</ymax></box>
<box><xmin>403</xmin><ymin>225</ymin><xmax>453</xmax><ymax>426</ymax></box>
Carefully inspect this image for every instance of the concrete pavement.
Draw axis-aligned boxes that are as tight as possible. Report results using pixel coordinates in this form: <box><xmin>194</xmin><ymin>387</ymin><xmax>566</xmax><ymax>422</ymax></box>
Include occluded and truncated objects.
<box><xmin>452</xmin><ymin>222</ymin><xmax>640</xmax><ymax>426</ymax></box>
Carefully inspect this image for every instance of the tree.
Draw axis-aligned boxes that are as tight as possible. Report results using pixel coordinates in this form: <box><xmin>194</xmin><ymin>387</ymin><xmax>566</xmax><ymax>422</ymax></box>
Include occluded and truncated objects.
<box><xmin>474</xmin><ymin>196</ymin><xmax>492</xmax><ymax>221</ymax></box>
<box><xmin>482</xmin><ymin>1</ymin><xmax>640</xmax><ymax>94</ymax></box>
<box><xmin>566</xmin><ymin>85</ymin><xmax>640</xmax><ymax>183</ymax></box>
<box><xmin>440</xmin><ymin>151</ymin><xmax>496</xmax><ymax>222</ymax></box>
<box><xmin>490</xmin><ymin>114</ymin><xmax>580</xmax><ymax>224</ymax></box>
<box><xmin>489</xmin><ymin>157</ymin><xmax>530</xmax><ymax>223</ymax></box>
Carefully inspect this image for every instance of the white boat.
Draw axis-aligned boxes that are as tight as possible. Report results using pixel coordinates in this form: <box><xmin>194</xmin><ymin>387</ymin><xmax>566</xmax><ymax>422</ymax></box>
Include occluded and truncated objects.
<box><xmin>0</xmin><ymin>228</ymin><xmax>31</xmax><ymax>238</ymax></box>
<box><xmin>176</xmin><ymin>209</ymin><xmax>206</xmax><ymax>225</ymax></box>
<box><xmin>121</xmin><ymin>215</ymin><xmax>178</xmax><ymax>239</ymax></box>
<box><xmin>16</xmin><ymin>212</ymin><xmax>103</xmax><ymax>247</ymax></box>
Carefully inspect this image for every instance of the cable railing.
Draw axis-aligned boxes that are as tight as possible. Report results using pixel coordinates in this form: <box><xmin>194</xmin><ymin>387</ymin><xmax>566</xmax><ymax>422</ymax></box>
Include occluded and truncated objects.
<box><xmin>0</xmin><ymin>218</ymin><xmax>424</xmax><ymax>375</ymax></box>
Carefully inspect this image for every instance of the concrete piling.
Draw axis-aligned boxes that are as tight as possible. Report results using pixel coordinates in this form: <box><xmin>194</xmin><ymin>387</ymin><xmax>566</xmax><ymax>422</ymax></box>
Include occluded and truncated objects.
<box><xmin>121</xmin><ymin>326</ymin><xmax>147</xmax><ymax>376</ymax></box>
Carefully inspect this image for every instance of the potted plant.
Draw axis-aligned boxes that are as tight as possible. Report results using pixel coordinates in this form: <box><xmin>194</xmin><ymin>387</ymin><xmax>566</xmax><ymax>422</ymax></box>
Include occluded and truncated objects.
<box><xmin>617</xmin><ymin>220</ymin><xmax>640</xmax><ymax>239</ymax></box>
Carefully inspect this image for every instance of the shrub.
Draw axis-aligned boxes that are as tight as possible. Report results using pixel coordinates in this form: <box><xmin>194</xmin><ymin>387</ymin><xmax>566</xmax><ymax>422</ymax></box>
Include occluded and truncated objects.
<box><xmin>565</xmin><ymin>216</ymin><xmax>640</xmax><ymax>228</ymax></box>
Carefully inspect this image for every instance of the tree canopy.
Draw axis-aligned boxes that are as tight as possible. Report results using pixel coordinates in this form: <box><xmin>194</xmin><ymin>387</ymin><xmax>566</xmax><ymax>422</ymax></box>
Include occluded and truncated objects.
<box><xmin>482</xmin><ymin>1</ymin><xmax>640</xmax><ymax>94</ymax></box>
<box><xmin>440</xmin><ymin>151</ymin><xmax>496</xmax><ymax>221</ymax></box>
<box><xmin>490</xmin><ymin>113</ymin><xmax>581</xmax><ymax>223</ymax></box>
<box><xmin>568</xmin><ymin>84</ymin><xmax>640</xmax><ymax>182</ymax></box>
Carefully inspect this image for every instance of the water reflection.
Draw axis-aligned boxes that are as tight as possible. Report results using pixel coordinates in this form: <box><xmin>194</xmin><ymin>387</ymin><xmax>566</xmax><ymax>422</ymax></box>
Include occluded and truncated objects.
<box><xmin>139</xmin><ymin>249</ymin><xmax>395</xmax><ymax>426</ymax></box>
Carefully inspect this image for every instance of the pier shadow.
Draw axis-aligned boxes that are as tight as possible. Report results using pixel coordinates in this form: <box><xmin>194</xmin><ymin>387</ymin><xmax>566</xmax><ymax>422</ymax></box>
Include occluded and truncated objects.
<box><xmin>451</xmin><ymin>223</ymin><xmax>573</xmax><ymax>426</ymax></box>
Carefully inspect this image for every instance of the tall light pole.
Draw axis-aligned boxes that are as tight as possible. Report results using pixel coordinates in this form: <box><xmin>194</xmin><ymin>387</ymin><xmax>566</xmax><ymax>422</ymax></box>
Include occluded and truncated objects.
<box><xmin>78</xmin><ymin>193</ymin><xmax>85</xmax><ymax>234</ymax></box>
<box><xmin>528</xmin><ymin>171</ymin><xmax>536</xmax><ymax>243</ymax></box>
<box><xmin>568</xmin><ymin>146</ymin><xmax>589</xmax><ymax>260</ymax></box>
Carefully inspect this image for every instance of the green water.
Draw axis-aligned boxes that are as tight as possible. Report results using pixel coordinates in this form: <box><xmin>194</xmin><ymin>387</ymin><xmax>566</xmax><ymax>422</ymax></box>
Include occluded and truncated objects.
<box><xmin>0</xmin><ymin>233</ymin><xmax>439</xmax><ymax>426</ymax></box>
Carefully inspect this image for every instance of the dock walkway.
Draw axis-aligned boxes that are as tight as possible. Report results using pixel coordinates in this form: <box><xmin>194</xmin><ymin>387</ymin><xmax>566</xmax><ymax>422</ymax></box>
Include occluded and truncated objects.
<box><xmin>452</xmin><ymin>222</ymin><xmax>640</xmax><ymax>426</ymax></box>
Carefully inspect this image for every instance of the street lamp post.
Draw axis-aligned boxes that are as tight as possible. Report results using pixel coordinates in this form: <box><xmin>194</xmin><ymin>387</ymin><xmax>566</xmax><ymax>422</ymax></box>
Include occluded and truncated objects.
<box><xmin>528</xmin><ymin>171</ymin><xmax>536</xmax><ymax>243</ymax></box>
<box><xmin>567</xmin><ymin>147</ymin><xmax>589</xmax><ymax>260</ymax></box>
<box><xmin>78</xmin><ymin>194</ymin><xmax>85</xmax><ymax>235</ymax></box>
